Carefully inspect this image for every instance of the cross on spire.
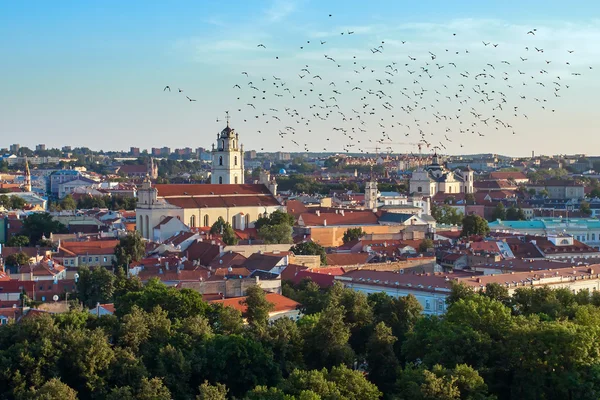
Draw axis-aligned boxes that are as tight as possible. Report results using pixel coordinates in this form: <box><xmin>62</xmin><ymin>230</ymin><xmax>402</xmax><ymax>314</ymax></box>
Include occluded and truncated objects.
<box><xmin>226</xmin><ymin>111</ymin><xmax>230</xmax><ymax>127</ymax></box>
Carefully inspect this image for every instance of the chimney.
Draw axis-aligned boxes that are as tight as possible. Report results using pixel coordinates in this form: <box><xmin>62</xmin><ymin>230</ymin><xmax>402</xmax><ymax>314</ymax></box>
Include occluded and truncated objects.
<box><xmin>316</xmin><ymin>210</ymin><xmax>320</xmax><ymax>217</ymax></box>
<box><xmin>323</xmin><ymin>219</ymin><xmax>327</xmax><ymax>226</ymax></box>
<box><xmin>340</xmin><ymin>210</ymin><xmax>345</xmax><ymax>216</ymax></box>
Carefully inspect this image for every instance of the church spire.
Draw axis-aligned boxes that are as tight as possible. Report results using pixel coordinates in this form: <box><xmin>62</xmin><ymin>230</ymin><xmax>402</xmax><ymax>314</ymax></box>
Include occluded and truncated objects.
<box><xmin>24</xmin><ymin>156</ymin><xmax>31</xmax><ymax>192</ymax></box>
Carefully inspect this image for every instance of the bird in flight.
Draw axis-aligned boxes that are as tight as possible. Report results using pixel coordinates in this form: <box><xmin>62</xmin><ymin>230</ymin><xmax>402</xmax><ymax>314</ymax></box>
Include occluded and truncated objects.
<box><xmin>257</xmin><ymin>44</ymin><xmax>266</xmax><ymax>48</ymax></box>
<box><xmin>163</xmin><ymin>86</ymin><xmax>170</xmax><ymax>92</ymax></box>
<box><xmin>186</xmin><ymin>96</ymin><xmax>196</xmax><ymax>102</ymax></box>
<box><xmin>527</xmin><ymin>29</ymin><xmax>536</xmax><ymax>35</ymax></box>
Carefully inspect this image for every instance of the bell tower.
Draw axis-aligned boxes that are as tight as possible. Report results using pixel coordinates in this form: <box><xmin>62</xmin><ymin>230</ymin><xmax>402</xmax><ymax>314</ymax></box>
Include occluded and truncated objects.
<box><xmin>24</xmin><ymin>157</ymin><xmax>31</xmax><ymax>192</ymax></box>
<box><xmin>211</xmin><ymin>112</ymin><xmax>245</xmax><ymax>185</ymax></box>
<box><xmin>365</xmin><ymin>173</ymin><xmax>378</xmax><ymax>211</ymax></box>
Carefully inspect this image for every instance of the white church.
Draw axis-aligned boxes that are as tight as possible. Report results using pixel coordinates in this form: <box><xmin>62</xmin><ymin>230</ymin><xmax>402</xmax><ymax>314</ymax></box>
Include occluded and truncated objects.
<box><xmin>136</xmin><ymin>119</ymin><xmax>283</xmax><ymax>240</ymax></box>
<box><xmin>409</xmin><ymin>154</ymin><xmax>474</xmax><ymax>196</ymax></box>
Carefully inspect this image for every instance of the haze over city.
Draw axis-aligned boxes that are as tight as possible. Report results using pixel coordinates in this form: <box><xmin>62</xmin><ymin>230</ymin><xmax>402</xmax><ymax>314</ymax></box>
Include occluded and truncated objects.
<box><xmin>2</xmin><ymin>0</ymin><xmax>600</xmax><ymax>156</ymax></box>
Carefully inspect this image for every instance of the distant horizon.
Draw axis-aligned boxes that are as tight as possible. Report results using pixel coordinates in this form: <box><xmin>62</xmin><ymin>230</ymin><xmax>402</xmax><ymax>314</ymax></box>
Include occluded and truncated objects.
<box><xmin>2</xmin><ymin>0</ymin><xmax>599</xmax><ymax>156</ymax></box>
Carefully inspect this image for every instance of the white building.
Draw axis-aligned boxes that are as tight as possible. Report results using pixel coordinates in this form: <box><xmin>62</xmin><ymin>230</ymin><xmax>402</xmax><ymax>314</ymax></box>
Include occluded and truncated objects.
<box><xmin>409</xmin><ymin>154</ymin><xmax>474</xmax><ymax>196</ymax></box>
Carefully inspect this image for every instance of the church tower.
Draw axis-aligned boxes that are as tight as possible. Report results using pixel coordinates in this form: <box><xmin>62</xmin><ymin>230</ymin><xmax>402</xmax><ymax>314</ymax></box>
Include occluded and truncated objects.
<box><xmin>365</xmin><ymin>175</ymin><xmax>378</xmax><ymax>211</ymax></box>
<box><xmin>211</xmin><ymin>113</ymin><xmax>244</xmax><ymax>185</ymax></box>
<box><xmin>23</xmin><ymin>157</ymin><xmax>31</xmax><ymax>192</ymax></box>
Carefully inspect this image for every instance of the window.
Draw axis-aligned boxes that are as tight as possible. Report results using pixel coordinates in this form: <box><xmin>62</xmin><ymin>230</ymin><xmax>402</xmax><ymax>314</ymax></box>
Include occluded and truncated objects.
<box><xmin>448</xmin><ymin>186</ymin><xmax>452</xmax><ymax>193</ymax></box>
<box><xmin>234</xmin><ymin>156</ymin><xmax>238</xmax><ymax>166</ymax></box>
<box><xmin>438</xmin><ymin>302</ymin><xmax>444</xmax><ymax>311</ymax></box>
<box><xmin>219</xmin><ymin>156</ymin><xmax>223</xmax><ymax>166</ymax></box>
<box><xmin>234</xmin><ymin>176</ymin><xmax>238</xmax><ymax>184</ymax></box>
<box><xmin>219</xmin><ymin>176</ymin><xmax>223</xmax><ymax>184</ymax></box>
<box><xmin>145</xmin><ymin>215</ymin><xmax>149</xmax><ymax>238</ymax></box>
<box><xmin>190</xmin><ymin>215</ymin><xmax>196</xmax><ymax>228</ymax></box>
<box><xmin>103</xmin><ymin>257</ymin><xmax>107</xmax><ymax>263</ymax></box>
<box><xmin>204</xmin><ymin>215</ymin><xmax>209</xmax><ymax>227</ymax></box>
<box><xmin>89</xmin><ymin>257</ymin><xmax>92</xmax><ymax>263</ymax></box>
<box><xmin>221</xmin><ymin>140</ymin><xmax>224</xmax><ymax>149</ymax></box>
<box><xmin>232</xmin><ymin>216</ymin><xmax>236</xmax><ymax>229</ymax></box>
<box><xmin>95</xmin><ymin>257</ymin><xmax>99</xmax><ymax>262</ymax></box>
<box><xmin>425</xmin><ymin>300</ymin><xmax>431</xmax><ymax>310</ymax></box>
<box><xmin>593</xmin><ymin>234</ymin><xmax>596</xmax><ymax>241</ymax></box>
<box><xmin>417</xmin><ymin>186</ymin><xmax>422</xmax><ymax>192</ymax></box>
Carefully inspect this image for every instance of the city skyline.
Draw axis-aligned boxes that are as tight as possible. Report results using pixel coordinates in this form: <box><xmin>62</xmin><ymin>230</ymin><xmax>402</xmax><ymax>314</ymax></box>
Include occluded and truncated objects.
<box><xmin>2</xmin><ymin>0</ymin><xmax>600</xmax><ymax>156</ymax></box>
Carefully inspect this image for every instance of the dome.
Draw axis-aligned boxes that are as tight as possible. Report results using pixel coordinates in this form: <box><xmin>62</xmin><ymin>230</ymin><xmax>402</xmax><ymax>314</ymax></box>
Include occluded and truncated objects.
<box><xmin>279</xmin><ymin>168</ymin><xmax>287</xmax><ymax>175</ymax></box>
<box><xmin>220</xmin><ymin>124</ymin><xmax>234</xmax><ymax>138</ymax></box>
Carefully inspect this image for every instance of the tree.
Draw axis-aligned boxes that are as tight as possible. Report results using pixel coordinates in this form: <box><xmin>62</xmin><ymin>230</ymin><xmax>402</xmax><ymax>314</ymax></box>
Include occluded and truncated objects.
<box><xmin>491</xmin><ymin>203</ymin><xmax>506</xmax><ymax>220</ymax></box>
<box><xmin>244</xmin><ymin>285</ymin><xmax>275</xmax><ymax>335</ymax></box>
<box><xmin>418</xmin><ymin>238</ymin><xmax>434</xmax><ymax>253</ymax></box>
<box><xmin>6</xmin><ymin>235</ymin><xmax>30</xmax><ymax>247</ymax></box>
<box><xmin>258</xmin><ymin>223</ymin><xmax>293</xmax><ymax>244</ymax></box>
<box><xmin>461</xmin><ymin>214</ymin><xmax>490</xmax><ymax>237</ymax></box>
<box><xmin>114</xmin><ymin>231</ymin><xmax>145</xmax><ymax>268</ymax></box>
<box><xmin>197</xmin><ymin>381</ymin><xmax>228</xmax><ymax>400</ymax></box>
<box><xmin>210</xmin><ymin>217</ymin><xmax>238</xmax><ymax>245</ymax></box>
<box><xmin>366</xmin><ymin>322</ymin><xmax>398</xmax><ymax>393</ymax></box>
<box><xmin>5</xmin><ymin>251</ymin><xmax>31</xmax><ymax>267</ymax></box>
<box><xmin>342</xmin><ymin>227</ymin><xmax>365</xmax><ymax>244</ymax></box>
<box><xmin>76</xmin><ymin>266</ymin><xmax>116</xmax><ymax>308</ymax></box>
<box><xmin>34</xmin><ymin>378</ymin><xmax>78</xmax><ymax>400</ymax></box>
<box><xmin>137</xmin><ymin>377</ymin><xmax>172</xmax><ymax>400</ymax></box>
<box><xmin>60</xmin><ymin>194</ymin><xmax>77</xmax><ymax>211</ymax></box>
<box><xmin>21</xmin><ymin>212</ymin><xmax>68</xmax><ymax>244</ymax></box>
<box><xmin>580</xmin><ymin>201</ymin><xmax>592</xmax><ymax>216</ymax></box>
<box><xmin>506</xmin><ymin>205</ymin><xmax>527</xmax><ymax>221</ymax></box>
<box><xmin>8</xmin><ymin>196</ymin><xmax>26</xmax><ymax>210</ymax></box>
<box><xmin>290</xmin><ymin>241</ymin><xmax>327</xmax><ymax>265</ymax></box>
<box><xmin>303</xmin><ymin>304</ymin><xmax>355</xmax><ymax>369</ymax></box>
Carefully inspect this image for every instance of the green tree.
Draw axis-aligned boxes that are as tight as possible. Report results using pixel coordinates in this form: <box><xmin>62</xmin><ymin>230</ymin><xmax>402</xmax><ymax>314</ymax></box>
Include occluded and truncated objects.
<box><xmin>506</xmin><ymin>205</ymin><xmax>527</xmax><ymax>221</ymax></box>
<box><xmin>210</xmin><ymin>216</ymin><xmax>228</xmax><ymax>235</ymax></box>
<box><xmin>258</xmin><ymin>223</ymin><xmax>293</xmax><ymax>244</ymax></box>
<box><xmin>366</xmin><ymin>322</ymin><xmax>398</xmax><ymax>393</ymax></box>
<box><xmin>21</xmin><ymin>212</ymin><xmax>68</xmax><ymax>244</ymax></box>
<box><xmin>244</xmin><ymin>285</ymin><xmax>275</xmax><ymax>335</ymax></box>
<box><xmin>491</xmin><ymin>203</ymin><xmax>506</xmax><ymax>221</ymax></box>
<box><xmin>211</xmin><ymin>217</ymin><xmax>238</xmax><ymax>245</ymax></box>
<box><xmin>342</xmin><ymin>227</ymin><xmax>365</xmax><ymax>244</ymax></box>
<box><xmin>6</xmin><ymin>235</ymin><xmax>30</xmax><ymax>247</ymax></box>
<box><xmin>114</xmin><ymin>231</ymin><xmax>146</xmax><ymax>268</ymax></box>
<box><xmin>580</xmin><ymin>201</ymin><xmax>592</xmax><ymax>216</ymax></box>
<box><xmin>197</xmin><ymin>381</ymin><xmax>228</xmax><ymax>400</ymax></box>
<box><xmin>34</xmin><ymin>378</ymin><xmax>78</xmax><ymax>400</ymax></box>
<box><xmin>137</xmin><ymin>377</ymin><xmax>172</xmax><ymax>400</ymax></box>
<box><xmin>418</xmin><ymin>238</ymin><xmax>434</xmax><ymax>253</ymax></box>
<box><xmin>303</xmin><ymin>304</ymin><xmax>355</xmax><ymax>369</ymax></box>
<box><xmin>60</xmin><ymin>194</ymin><xmax>77</xmax><ymax>211</ymax></box>
<box><xmin>290</xmin><ymin>241</ymin><xmax>327</xmax><ymax>265</ymax></box>
<box><xmin>76</xmin><ymin>266</ymin><xmax>116</xmax><ymax>308</ymax></box>
<box><xmin>9</xmin><ymin>196</ymin><xmax>26</xmax><ymax>209</ymax></box>
<box><xmin>461</xmin><ymin>214</ymin><xmax>490</xmax><ymax>237</ymax></box>
<box><xmin>5</xmin><ymin>251</ymin><xmax>31</xmax><ymax>267</ymax></box>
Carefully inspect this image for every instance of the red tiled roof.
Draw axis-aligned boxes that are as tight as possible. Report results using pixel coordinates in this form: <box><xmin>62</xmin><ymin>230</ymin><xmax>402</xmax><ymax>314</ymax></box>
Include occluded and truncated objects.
<box><xmin>326</xmin><ymin>253</ymin><xmax>371</xmax><ymax>266</ymax></box>
<box><xmin>209</xmin><ymin>292</ymin><xmax>300</xmax><ymax>315</ymax></box>
<box><xmin>243</xmin><ymin>253</ymin><xmax>286</xmax><ymax>271</ymax></box>
<box><xmin>100</xmin><ymin>303</ymin><xmax>115</xmax><ymax>313</ymax></box>
<box><xmin>291</xmin><ymin>268</ymin><xmax>345</xmax><ymax>288</ymax></box>
<box><xmin>212</xmin><ymin>266</ymin><xmax>251</xmax><ymax>278</ymax></box>
<box><xmin>155</xmin><ymin>184</ymin><xmax>272</xmax><ymax>197</ymax></box>
<box><xmin>280</xmin><ymin>264</ymin><xmax>309</xmax><ymax>281</ymax></box>
<box><xmin>489</xmin><ymin>172</ymin><xmax>528</xmax><ymax>180</ymax></box>
<box><xmin>166</xmin><ymin>195</ymin><xmax>280</xmax><ymax>209</ymax></box>
<box><xmin>59</xmin><ymin>240</ymin><xmax>119</xmax><ymax>256</ymax></box>
<box><xmin>299</xmin><ymin>211</ymin><xmax>378</xmax><ymax>226</ymax></box>
<box><xmin>285</xmin><ymin>200</ymin><xmax>308</xmax><ymax>217</ymax></box>
<box><xmin>185</xmin><ymin>240</ymin><xmax>221</xmax><ymax>266</ymax></box>
<box><xmin>209</xmin><ymin>252</ymin><xmax>247</xmax><ymax>269</ymax></box>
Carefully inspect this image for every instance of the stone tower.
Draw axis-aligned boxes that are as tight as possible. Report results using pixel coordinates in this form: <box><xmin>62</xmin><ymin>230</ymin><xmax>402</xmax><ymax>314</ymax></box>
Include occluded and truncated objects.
<box><xmin>365</xmin><ymin>176</ymin><xmax>378</xmax><ymax>211</ymax></box>
<box><xmin>23</xmin><ymin>157</ymin><xmax>31</xmax><ymax>192</ymax></box>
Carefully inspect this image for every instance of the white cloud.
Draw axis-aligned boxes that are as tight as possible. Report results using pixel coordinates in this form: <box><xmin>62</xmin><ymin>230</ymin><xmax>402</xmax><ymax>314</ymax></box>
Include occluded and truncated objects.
<box><xmin>264</xmin><ymin>0</ymin><xmax>298</xmax><ymax>22</ymax></box>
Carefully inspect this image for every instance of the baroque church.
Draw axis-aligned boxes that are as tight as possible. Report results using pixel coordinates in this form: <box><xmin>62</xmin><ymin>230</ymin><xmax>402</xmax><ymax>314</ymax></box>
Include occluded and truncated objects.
<box><xmin>409</xmin><ymin>154</ymin><xmax>474</xmax><ymax>196</ymax></box>
<box><xmin>136</xmin><ymin>119</ymin><xmax>282</xmax><ymax>240</ymax></box>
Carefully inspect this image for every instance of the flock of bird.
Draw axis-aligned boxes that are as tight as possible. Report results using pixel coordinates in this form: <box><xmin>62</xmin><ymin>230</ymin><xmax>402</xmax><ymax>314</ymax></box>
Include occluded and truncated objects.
<box><xmin>164</xmin><ymin>15</ymin><xmax>594</xmax><ymax>155</ymax></box>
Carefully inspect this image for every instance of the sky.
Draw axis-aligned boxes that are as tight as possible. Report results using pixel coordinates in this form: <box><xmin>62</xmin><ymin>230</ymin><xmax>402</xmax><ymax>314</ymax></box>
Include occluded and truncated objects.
<box><xmin>1</xmin><ymin>0</ymin><xmax>600</xmax><ymax>157</ymax></box>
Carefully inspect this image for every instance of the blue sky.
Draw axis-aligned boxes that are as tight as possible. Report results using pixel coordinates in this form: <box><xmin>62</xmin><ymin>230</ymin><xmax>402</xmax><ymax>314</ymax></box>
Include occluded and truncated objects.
<box><xmin>1</xmin><ymin>0</ymin><xmax>599</xmax><ymax>156</ymax></box>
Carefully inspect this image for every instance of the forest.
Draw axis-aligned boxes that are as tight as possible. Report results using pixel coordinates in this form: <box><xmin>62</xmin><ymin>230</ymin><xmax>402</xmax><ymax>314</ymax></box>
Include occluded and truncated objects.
<box><xmin>3</xmin><ymin>275</ymin><xmax>600</xmax><ymax>399</ymax></box>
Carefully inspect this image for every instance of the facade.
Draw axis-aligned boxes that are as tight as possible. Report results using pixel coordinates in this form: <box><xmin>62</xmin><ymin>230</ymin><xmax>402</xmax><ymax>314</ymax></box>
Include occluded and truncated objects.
<box><xmin>211</xmin><ymin>119</ymin><xmax>244</xmax><ymax>185</ymax></box>
<box><xmin>49</xmin><ymin>170</ymin><xmax>81</xmax><ymax>197</ymax></box>
<box><xmin>409</xmin><ymin>154</ymin><xmax>474</xmax><ymax>196</ymax></box>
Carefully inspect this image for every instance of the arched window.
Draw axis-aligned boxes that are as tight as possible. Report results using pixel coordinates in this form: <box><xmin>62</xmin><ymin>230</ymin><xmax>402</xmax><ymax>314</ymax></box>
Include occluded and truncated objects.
<box><xmin>246</xmin><ymin>214</ymin><xmax>251</xmax><ymax>228</ymax></box>
<box><xmin>204</xmin><ymin>215</ymin><xmax>209</xmax><ymax>227</ymax></box>
<box><xmin>219</xmin><ymin>156</ymin><xmax>223</xmax><ymax>166</ymax></box>
<box><xmin>448</xmin><ymin>187</ymin><xmax>452</xmax><ymax>193</ymax></box>
<box><xmin>234</xmin><ymin>176</ymin><xmax>238</xmax><ymax>184</ymax></box>
<box><xmin>219</xmin><ymin>176</ymin><xmax>223</xmax><ymax>184</ymax></box>
<box><xmin>139</xmin><ymin>216</ymin><xmax>144</xmax><ymax>236</ymax></box>
<box><xmin>231</xmin><ymin>216</ymin><xmax>236</xmax><ymax>230</ymax></box>
<box><xmin>417</xmin><ymin>186</ymin><xmax>422</xmax><ymax>192</ymax></box>
<box><xmin>593</xmin><ymin>233</ymin><xmax>597</xmax><ymax>241</ymax></box>
<box><xmin>145</xmin><ymin>215</ymin><xmax>150</xmax><ymax>239</ymax></box>
<box><xmin>221</xmin><ymin>140</ymin><xmax>225</xmax><ymax>149</ymax></box>
<box><xmin>234</xmin><ymin>156</ymin><xmax>238</xmax><ymax>166</ymax></box>
<box><xmin>190</xmin><ymin>215</ymin><xmax>196</xmax><ymax>228</ymax></box>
